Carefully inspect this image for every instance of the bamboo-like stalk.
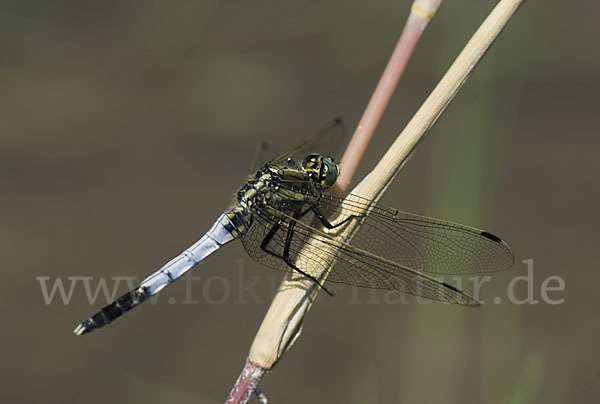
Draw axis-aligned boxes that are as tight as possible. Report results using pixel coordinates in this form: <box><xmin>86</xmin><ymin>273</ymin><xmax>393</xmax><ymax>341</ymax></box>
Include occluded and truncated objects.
<box><xmin>247</xmin><ymin>0</ymin><xmax>446</xmax><ymax>372</ymax></box>
<box><xmin>226</xmin><ymin>0</ymin><xmax>523</xmax><ymax>402</ymax></box>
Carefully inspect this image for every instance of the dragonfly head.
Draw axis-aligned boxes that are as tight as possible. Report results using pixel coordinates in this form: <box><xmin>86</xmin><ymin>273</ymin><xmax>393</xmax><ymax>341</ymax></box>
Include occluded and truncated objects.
<box><xmin>301</xmin><ymin>153</ymin><xmax>339</xmax><ymax>187</ymax></box>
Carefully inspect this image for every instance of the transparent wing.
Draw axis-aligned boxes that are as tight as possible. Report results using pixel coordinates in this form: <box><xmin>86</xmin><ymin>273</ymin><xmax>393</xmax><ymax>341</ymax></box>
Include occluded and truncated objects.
<box><xmin>269</xmin><ymin>118</ymin><xmax>346</xmax><ymax>168</ymax></box>
<box><xmin>317</xmin><ymin>193</ymin><xmax>515</xmax><ymax>275</ymax></box>
<box><xmin>249</xmin><ymin>141</ymin><xmax>281</xmax><ymax>173</ymax></box>
<box><xmin>241</xmin><ymin>193</ymin><xmax>514</xmax><ymax>305</ymax></box>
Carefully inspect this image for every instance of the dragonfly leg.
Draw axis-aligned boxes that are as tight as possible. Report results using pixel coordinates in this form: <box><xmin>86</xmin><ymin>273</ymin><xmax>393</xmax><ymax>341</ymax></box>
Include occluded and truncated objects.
<box><xmin>282</xmin><ymin>215</ymin><xmax>335</xmax><ymax>296</ymax></box>
<box><xmin>310</xmin><ymin>204</ymin><xmax>364</xmax><ymax>229</ymax></box>
<box><xmin>260</xmin><ymin>216</ymin><xmax>334</xmax><ymax>296</ymax></box>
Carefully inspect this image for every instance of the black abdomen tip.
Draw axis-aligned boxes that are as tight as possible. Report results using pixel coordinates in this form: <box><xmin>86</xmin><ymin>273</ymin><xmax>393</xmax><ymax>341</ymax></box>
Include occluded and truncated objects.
<box><xmin>481</xmin><ymin>231</ymin><xmax>502</xmax><ymax>243</ymax></box>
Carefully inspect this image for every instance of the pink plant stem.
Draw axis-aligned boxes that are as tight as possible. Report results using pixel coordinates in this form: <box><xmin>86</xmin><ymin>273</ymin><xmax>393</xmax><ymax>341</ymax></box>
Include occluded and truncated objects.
<box><xmin>336</xmin><ymin>2</ymin><xmax>440</xmax><ymax>193</ymax></box>
<box><xmin>225</xmin><ymin>360</ymin><xmax>265</xmax><ymax>404</ymax></box>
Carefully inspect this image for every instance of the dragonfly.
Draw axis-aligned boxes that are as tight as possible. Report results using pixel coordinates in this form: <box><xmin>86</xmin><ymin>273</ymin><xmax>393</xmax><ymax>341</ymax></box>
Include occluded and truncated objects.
<box><xmin>74</xmin><ymin>119</ymin><xmax>514</xmax><ymax>335</ymax></box>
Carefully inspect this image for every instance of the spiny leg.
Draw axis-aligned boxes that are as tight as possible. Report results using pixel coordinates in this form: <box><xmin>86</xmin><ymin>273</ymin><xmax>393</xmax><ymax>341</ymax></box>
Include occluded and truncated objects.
<box><xmin>259</xmin><ymin>206</ymin><xmax>310</xmax><ymax>251</ymax></box>
<box><xmin>260</xmin><ymin>211</ymin><xmax>334</xmax><ymax>296</ymax></box>
<box><xmin>281</xmin><ymin>213</ymin><xmax>335</xmax><ymax>296</ymax></box>
<box><xmin>259</xmin><ymin>220</ymin><xmax>282</xmax><ymax>251</ymax></box>
<box><xmin>310</xmin><ymin>204</ymin><xmax>365</xmax><ymax>229</ymax></box>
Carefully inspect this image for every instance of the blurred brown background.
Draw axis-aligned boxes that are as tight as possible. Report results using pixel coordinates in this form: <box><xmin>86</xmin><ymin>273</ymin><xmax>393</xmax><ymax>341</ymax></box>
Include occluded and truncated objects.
<box><xmin>1</xmin><ymin>1</ymin><xmax>598</xmax><ymax>403</ymax></box>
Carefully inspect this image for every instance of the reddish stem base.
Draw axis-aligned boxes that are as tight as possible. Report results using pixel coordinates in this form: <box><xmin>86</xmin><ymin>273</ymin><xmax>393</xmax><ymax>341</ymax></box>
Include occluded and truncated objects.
<box><xmin>226</xmin><ymin>360</ymin><xmax>266</xmax><ymax>404</ymax></box>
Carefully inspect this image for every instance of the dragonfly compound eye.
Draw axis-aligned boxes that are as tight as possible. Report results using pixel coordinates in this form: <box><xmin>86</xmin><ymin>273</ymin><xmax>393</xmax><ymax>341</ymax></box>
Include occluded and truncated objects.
<box><xmin>320</xmin><ymin>157</ymin><xmax>339</xmax><ymax>187</ymax></box>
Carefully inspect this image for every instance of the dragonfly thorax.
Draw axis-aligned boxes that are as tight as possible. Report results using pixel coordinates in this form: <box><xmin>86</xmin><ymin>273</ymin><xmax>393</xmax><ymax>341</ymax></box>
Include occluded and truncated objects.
<box><xmin>235</xmin><ymin>154</ymin><xmax>337</xmax><ymax>223</ymax></box>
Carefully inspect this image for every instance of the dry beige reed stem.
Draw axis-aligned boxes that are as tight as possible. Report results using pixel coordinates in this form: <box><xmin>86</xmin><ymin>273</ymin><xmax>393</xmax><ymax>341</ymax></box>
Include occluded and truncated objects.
<box><xmin>227</xmin><ymin>0</ymin><xmax>523</xmax><ymax>402</ymax></box>
<box><xmin>248</xmin><ymin>0</ymin><xmax>523</xmax><ymax>370</ymax></box>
